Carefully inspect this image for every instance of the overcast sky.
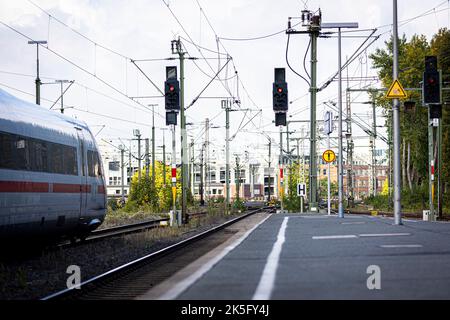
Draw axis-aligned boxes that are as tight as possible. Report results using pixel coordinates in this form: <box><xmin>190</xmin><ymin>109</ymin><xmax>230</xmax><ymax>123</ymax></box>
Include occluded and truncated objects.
<box><xmin>1</xmin><ymin>0</ymin><xmax>449</xmax><ymax>165</ymax></box>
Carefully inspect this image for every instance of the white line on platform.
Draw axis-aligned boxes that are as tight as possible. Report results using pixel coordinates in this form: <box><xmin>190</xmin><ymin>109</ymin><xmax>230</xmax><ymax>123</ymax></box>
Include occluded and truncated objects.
<box><xmin>359</xmin><ymin>233</ymin><xmax>411</xmax><ymax>237</ymax></box>
<box><xmin>341</xmin><ymin>222</ymin><xmax>366</xmax><ymax>225</ymax></box>
<box><xmin>312</xmin><ymin>235</ymin><xmax>357</xmax><ymax>240</ymax></box>
<box><xmin>158</xmin><ymin>213</ymin><xmax>273</xmax><ymax>300</ymax></box>
<box><xmin>380</xmin><ymin>244</ymin><xmax>423</xmax><ymax>248</ymax></box>
<box><xmin>252</xmin><ymin>217</ymin><xmax>289</xmax><ymax>300</ymax></box>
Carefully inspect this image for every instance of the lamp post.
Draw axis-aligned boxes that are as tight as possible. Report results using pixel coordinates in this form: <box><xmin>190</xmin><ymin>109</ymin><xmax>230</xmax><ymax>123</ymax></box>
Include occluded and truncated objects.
<box><xmin>321</xmin><ymin>22</ymin><xmax>359</xmax><ymax>218</ymax></box>
<box><xmin>148</xmin><ymin>104</ymin><xmax>158</xmax><ymax>190</ymax></box>
<box><xmin>28</xmin><ymin>40</ymin><xmax>47</xmax><ymax>105</ymax></box>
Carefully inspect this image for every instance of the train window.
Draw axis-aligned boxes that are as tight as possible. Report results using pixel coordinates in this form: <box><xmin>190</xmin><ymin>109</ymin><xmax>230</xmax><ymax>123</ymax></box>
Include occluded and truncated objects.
<box><xmin>96</xmin><ymin>152</ymin><xmax>102</xmax><ymax>177</ymax></box>
<box><xmin>0</xmin><ymin>132</ymin><xmax>15</xmax><ymax>169</ymax></box>
<box><xmin>50</xmin><ymin>143</ymin><xmax>64</xmax><ymax>174</ymax></box>
<box><xmin>29</xmin><ymin>140</ymin><xmax>49</xmax><ymax>172</ymax></box>
<box><xmin>0</xmin><ymin>131</ymin><xmax>77</xmax><ymax>175</ymax></box>
<box><xmin>63</xmin><ymin>145</ymin><xmax>78</xmax><ymax>175</ymax></box>
<box><xmin>87</xmin><ymin>150</ymin><xmax>102</xmax><ymax>177</ymax></box>
<box><xmin>87</xmin><ymin>150</ymin><xmax>95</xmax><ymax>177</ymax></box>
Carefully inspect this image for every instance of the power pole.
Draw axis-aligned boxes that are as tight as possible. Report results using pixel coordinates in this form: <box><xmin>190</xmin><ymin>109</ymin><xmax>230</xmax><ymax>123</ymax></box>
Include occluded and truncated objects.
<box><xmin>55</xmin><ymin>80</ymin><xmax>70</xmax><ymax>114</ymax></box>
<box><xmin>171</xmin><ymin>125</ymin><xmax>177</xmax><ymax>218</ymax></box>
<box><xmin>286</xmin><ymin>11</ymin><xmax>321</xmax><ymax>211</ymax></box>
<box><xmin>28</xmin><ymin>40</ymin><xmax>47</xmax><ymax>105</ymax></box>
<box><xmin>285</xmin><ymin>121</ymin><xmax>290</xmax><ymax>197</ymax></box>
<box><xmin>223</xmin><ymin>99</ymin><xmax>231</xmax><ymax>212</ymax></box>
<box><xmin>205</xmin><ymin>118</ymin><xmax>210</xmax><ymax>202</ymax></box>
<box><xmin>438</xmin><ymin>118</ymin><xmax>443</xmax><ymax>219</ymax></box>
<box><xmin>120</xmin><ymin>145</ymin><xmax>125</xmax><ymax>204</ymax></box>
<box><xmin>128</xmin><ymin>148</ymin><xmax>132</xmax><ymax>189</ymax></box>
<box><xmin>163</xmin><ymin>137</ymin><xmax>166</xmax><ymax>186</ymax></box>
<box><xmin>172</xmin><ymin>38</ymin><xmax>188</xmax><ymax>223</ymax></box>
<box><xmin>267</xmin><ymin>138</ymin><xmax>272</xmax><ymax>202</ymax></box>
<box><xmin>145</xmin><ymin>138</ymin><xmax>150</xmax><ymax>178</ymax></box>
<box><xmin>133</xmin><ymin>129</ymin><xmax>142</xmax><ymax>183</ymax></box>
<box><xmin>200</xmin><ymin>143</ymin><xmax>205</xmax><ymax>206</ymax></box>
<box><xmin>392</xmin><ymin>0</ymin><xmax>402</xmax><ymax>225</ymax></box>
<box><xmin>346</xmin><ymin>64</ymin><xmax>354</xmax><ymax>208</ymax></box>
<box><xmin>235</xmin><ymin>155</ymin><xmax>241</xmax><ymax>201</ymax></box>
<box><xmin>250</xmin><ymin>164</ymin><xmax>256</xmax><ymax>199</ymax></box>
<box><xmin>190</xmin><ymin>139</ymin><xmax>195</xmax><ymax>195</ymax></box>
<box><xmin>371</xmin><ymin>96</ymin><xmax>377</xmax><ymax>196</ymax></box>
<box><xmin>309</xmin><ymin>16</ymin><xmax>320</xmax><ymax>212</ymax></box>
<box><xmin>188</xmin><ymin>139</ymin><xmax>192</xmax><ymax>194</ymax></box>
<box><xmin>337</xmin><ymin>27</ymin><xmax>344</xmax><ymax>218</ymax></box>
<box><xmin>279</xmin><ymin>126</ymin><xmax>284</xmax><ymax>212</ymax></box>
<box><xmin>152</xmin><ymin>105</ymin><xmax>156</xmax><ymax>190</ymax></box>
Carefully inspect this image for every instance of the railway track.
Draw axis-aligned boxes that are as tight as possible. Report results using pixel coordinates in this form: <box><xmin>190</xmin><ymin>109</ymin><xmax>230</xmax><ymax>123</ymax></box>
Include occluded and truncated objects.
<box><xmin>42</xmin><ymin>206</ymin><xmax>274</xmax><ymax>300</ymax></box>
<box><xmin>57</xmin><ymin>217</ymin><xmax>170</xmax><ymax>249</ymax></box>
<box><xmin>62</xmin><ymin>208</ymin><xmax>223</xmax><ymax>247</ymax></box>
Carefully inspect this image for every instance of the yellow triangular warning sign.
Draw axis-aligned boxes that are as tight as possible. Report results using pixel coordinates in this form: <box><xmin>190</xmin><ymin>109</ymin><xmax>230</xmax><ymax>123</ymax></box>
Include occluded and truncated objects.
<box><xmin>386</xmin><ymin>79</ymin><xmax>407</xmax><ymax>99</ymax></box>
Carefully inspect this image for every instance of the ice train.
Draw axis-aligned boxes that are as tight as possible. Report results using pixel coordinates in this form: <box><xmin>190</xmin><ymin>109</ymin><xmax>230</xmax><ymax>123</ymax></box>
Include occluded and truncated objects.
<box><xmin>0</xmin><ymin>88</ymin><xmax>106</xmax><ymax>240</ymax></box>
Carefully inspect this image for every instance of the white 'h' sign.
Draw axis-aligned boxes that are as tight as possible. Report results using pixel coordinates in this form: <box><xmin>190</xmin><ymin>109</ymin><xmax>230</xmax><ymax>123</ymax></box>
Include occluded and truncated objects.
<box><xmin>297</xmin><ymin>183</ymin><xmax>306</xmax><ymax>196</ymax></box>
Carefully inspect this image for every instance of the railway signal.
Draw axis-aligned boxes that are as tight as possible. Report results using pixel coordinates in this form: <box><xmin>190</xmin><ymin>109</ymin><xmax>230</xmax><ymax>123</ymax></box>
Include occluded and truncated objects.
<box><xmin>165</xmin><ymin>66</ymin><xmax>180</xmax><ymax>126</ymax></box>
<box><xmin>273</xmin><ymin>68</ymin><xmax>288</xmax><ymax>126</ymax></box>
<box><xmin>423</xmin><ymin>56</ymin><xmax>443</xmax><ymax>221</ymax></box>
<box><xmin>423</xmin><ymin>56</ymin><xmax>441</xmax><ymax>105</ymax></box>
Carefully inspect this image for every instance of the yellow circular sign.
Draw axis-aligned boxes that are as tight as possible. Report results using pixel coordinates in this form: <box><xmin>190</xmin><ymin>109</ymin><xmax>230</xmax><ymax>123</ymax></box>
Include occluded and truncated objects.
<box><xmin>322</xmin><ymin>149</ymin><xmax>336</xmax><ymax>163</ymax></box>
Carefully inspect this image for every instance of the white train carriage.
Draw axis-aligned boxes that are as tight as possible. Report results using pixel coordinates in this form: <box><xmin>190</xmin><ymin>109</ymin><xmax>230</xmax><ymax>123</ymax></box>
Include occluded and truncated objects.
<box><xmin>0</xmin><ymin>88</ymin><xmax>106</xmax><ymax>239</ymax></box>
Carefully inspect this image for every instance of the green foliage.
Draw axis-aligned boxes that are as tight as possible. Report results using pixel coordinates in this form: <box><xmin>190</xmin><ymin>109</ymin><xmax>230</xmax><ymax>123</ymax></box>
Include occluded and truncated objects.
<box><xmin>107</xmin><ymin>198</ymin><xmax>119</xmax><ymax>211</ymax></box>
<box><xmin>127</xmin><ymin>161</ymin><xmax>181</xmax><ymax>212</ymax></box>
<box><xmin>232</xmin><ymin>198</ymin><xmax>246</xmax><ymax>212</ymax></box>
<box><xmin>318</xmin><ymin>178</ymin><xmax>338</xmax><ymax>200</ymax></box>
<box><xmin>370</xmin><ymin>34</ymin><xmax>430</xmax><ymax>189</ymax></box>
<box><xmin>369</xmin><ymin>28</ymin><xmax>450</xmax><ymax>209</ymax></box>
<box><xmin>431</xmin><ymin>29</ymin><xmax>450</xmax><ymax>193</ymax></box>
<box><xmin>365</xmin><ymin>194</ymin><xmax>390</xmax><ymax>211</ymax></box>
<box><xmin>366</xmin><ymin>184</ymin><xmax>428</xmax><ymax>212</ymax></box>
<box><xmin>214</xmin><ymin>196</ymin><xmax>225</xmax><ymax>203</ymax></box>
<box><xmin>282</xmin><ymin>162</ymin><xmax>308</xmax><ymax>212</ymax></box>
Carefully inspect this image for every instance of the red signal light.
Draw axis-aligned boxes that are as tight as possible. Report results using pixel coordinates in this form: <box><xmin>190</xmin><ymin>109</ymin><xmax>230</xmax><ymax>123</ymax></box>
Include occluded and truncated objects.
<box><xmin>428</xmin><ymin>77</ymin><xmax>436</xmax><ymax>84</ymax></box>
<box><xmin>169</xmin><ymin>85</ymin><xmax>175</xmax><ymax>92</ymax></box>
<box><xmin>277</xmin><ymin>87</ymin><xmax>283</xmax><ymax>93</ymax></box>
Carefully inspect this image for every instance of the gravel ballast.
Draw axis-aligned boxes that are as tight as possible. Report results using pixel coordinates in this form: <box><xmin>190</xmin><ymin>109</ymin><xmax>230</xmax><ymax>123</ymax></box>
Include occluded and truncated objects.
<box><xmin>0</xmin><ymin>210</ymin><xmax>248</xmax><ymax>300</ymax></box>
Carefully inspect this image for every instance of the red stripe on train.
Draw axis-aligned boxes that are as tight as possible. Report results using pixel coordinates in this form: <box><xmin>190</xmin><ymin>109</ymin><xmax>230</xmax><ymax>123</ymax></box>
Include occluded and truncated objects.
<box><xmin>0</xmin><ymin>181</ymin><xmax>103</xmax><ymax>193</ymax></box>
<box><xmin>53</xmin><ymin>183</ymin><xmax>81</xmax><ymax>193</ymax></box>
<box><xmin>97</xmin><ymin>185</ymin><xmax>105</xmax><ymax>194</ymax></box>
<box><xmin>0</xmin><ymin>181</ymin><xmax>48</xmax><ymax>193</ymax></box>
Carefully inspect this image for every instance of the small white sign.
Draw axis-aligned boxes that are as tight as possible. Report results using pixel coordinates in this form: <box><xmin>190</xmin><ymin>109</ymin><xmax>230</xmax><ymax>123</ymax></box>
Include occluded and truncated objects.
<box><xmin>297</xmin><ymin>183</ymin><xmax>306</xmax><ymax>196</ymax></box>
<box><xmin>432</xmin><ymin>118</ymin><xmax>439</xmax><ymax>127</ymax></box>
<box><xmin>324</xmin><ymin>111</ymin><xmax>333</xmax><ymax>135</ymax></box>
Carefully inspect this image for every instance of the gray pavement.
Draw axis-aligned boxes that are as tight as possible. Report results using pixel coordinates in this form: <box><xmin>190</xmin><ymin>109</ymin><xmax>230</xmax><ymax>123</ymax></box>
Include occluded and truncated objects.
<box><xmin>174</xmin><ymin>213</ymin><xmax>450</xmax><ymax>299</ymax></box>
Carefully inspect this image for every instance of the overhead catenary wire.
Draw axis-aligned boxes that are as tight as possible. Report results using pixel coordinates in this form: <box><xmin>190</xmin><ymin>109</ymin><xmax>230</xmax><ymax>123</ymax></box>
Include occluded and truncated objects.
<box><xmin>0</xmin><ymin>81</ymin><xmax>155</xmax><ymax>128</ymax></box>
<box><xmin>0</xmin><ymin>20</ymin><xmax>166</xmax><ymax>122</ymax></box>
<box><xmin>26</xmin><ymin>0</ymin><xmax>130</xmax><ymax>60</ymax></box>
<box><xmin>0</xmin><ymin>69</ymin><xmax>157</xmax><ymax>116</ymax></box>
<box><xmin>286</xmin><ymin>33</ymin><xmax>310</xmax><ymax>87</ymax></box>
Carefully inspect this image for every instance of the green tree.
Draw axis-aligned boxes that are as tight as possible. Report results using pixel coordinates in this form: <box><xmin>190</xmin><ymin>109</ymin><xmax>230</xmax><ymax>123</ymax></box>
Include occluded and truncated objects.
<box><xmin>370</xmin><ymin>34</ymin><xmax>431</xmax><ymax>191</ymax></box>
<box><xmin>127</xmin><ymin>161</ymin><xmax>182</xmax><ymax>212</ymax></box>
<box><xmin>431</xmin><ymin>28</ymin><xmax>450</xmax><ymax>205</ymax></box>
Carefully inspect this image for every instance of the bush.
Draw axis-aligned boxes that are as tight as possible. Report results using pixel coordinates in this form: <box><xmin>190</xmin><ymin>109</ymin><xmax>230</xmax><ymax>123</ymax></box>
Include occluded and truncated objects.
<box><xmin>214</xmin><ymin>196</ymin><xmax>225</xmax><ymax>203</ymax></box>
<box><xmin>107</xmin><ymin>198</ymin><xmax>119</xmax><ymax>211</ymax></box>
<box><xmin>365</xmin><ymin>194</ymin><xmax>390</xmax><ymax>211</ymax></box>
<box><xmin>232</xmin><ymin>199</ymin><xmax>246</xmax><ymax>212</ymax></box>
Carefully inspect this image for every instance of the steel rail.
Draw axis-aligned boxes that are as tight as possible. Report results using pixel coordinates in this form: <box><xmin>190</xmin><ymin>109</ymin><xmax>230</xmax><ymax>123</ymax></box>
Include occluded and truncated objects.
<box><xmin>42</xmin><ymin>206</ymin><xmax>274</xmax><ymax>300</ymax></box>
